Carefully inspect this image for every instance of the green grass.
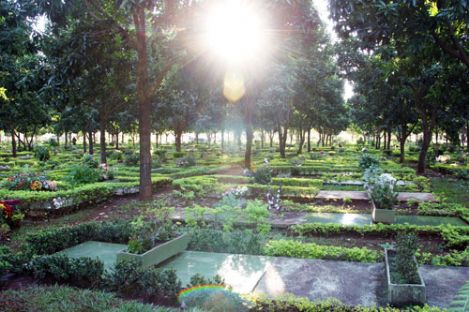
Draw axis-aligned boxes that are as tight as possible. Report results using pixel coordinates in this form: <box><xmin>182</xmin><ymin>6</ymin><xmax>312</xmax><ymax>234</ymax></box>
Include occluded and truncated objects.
<box><xmin>431</xmin><ymin>178</ymin><xmax>469</xmax><ymax>208</ymax></box>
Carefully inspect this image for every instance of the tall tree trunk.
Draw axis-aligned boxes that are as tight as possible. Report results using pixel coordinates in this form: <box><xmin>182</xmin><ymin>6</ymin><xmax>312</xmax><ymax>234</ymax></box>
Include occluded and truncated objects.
<box><xmin>297</xmin><ymin>130</ymin><xmax>306</xmax><ymax>155</ymax></box>
<box><xmin>245</xmin><ymin>125</ymin><xmax>253</xmax><ymax>169</ymax></box>
<box><xmin>83</xmin><ymin>131</ymin><xmax>87</xmax><ymax>153</ymax></box>
<box><xmin>195</xmin><ymin>132</ymin><xmax>199</xmax><ymax>145</ymax></box>
<box><xmin>307</xmin><ymin>129</ymin><xmax>311</xmax><ymax>152</ymax></box>
<box><xmin>417</xmin><ymin>127</ymin><xmax>432</xmax><ymax>174</ymax></box>
<box><xmin>221</xmin><ymin>129</ymin><xmax>225</xmax><ymax>150</ymax></box>
<box><xmin>175</xmin><ymin>130</ymin><xmax>182</xmax><ymax>152</ymax></box>
<box><xmin>88</xmin><ymin>130</ymin><xmax>94</xmax><ymax>155</ymax></box>
<box><xmin>260</xmin><ymin>129</ymin><xmax>265</xmax><ymax>149</ymax></box>
<box><xmin>100</xmin><ymin>119</ymin><xmax>107</xmax><ymax>164</ymax></box>
<box><xmin>121</xmin><ymin>133</ymin><xmax>124</xmax><ymax>146</ymax></box>
<box><xmin>11</xmin><ymin>130</ymin><xmax>17</xmax><ymax>158</ymax></box>
<box><xmin>134</xmin><ymin>6</ymin><xmax>152</xmax><ymax>200</ymax></box>
<box><xmin>64</xmin><ymin>131</ymin><xmax>68</xmax><ymax>147</ymax></box>
<box><xmin>269</xmin><ymin>130</ymin><xmax>274</xmax><ymax>148</ymax></box>
<box><xmin>116</xmin><ymin>133</ymin><xmax>119</xmax><ymax>149</ymax></box>
<box><xmin>244</xmin><ymin>96</ymin><xmax>254</xmax><ymax>169</ymax></box>
<box><xmin>466</xmin><ymin>121</ymin><xmax>469</xmax><ymax>152</ymax></box>
<box><xmin>387</xmin><ymin>129</ymin><xmax>392</xmax><ymax>150</ymax></box>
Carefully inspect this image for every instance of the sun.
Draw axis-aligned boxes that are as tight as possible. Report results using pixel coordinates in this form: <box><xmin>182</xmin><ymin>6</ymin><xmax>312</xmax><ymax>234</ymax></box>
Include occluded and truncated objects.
<box><xmin>204</xmin><ymin>1</ymin><xmax>265</xmax><ymax>65</ymax></box>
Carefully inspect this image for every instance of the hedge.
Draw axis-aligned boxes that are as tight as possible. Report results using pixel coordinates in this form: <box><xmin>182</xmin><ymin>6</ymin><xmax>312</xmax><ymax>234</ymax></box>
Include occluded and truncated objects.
<box><xmin>263</xmin><ymin>239</ymin><xmax>381</xmax><ymax>263</ymax></box>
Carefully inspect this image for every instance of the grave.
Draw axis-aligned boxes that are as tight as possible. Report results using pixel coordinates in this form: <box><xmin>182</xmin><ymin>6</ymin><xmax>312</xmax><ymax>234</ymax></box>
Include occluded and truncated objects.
<box><xmin>59</xmin><ymin>241</ymin><xmax>126</xmax><ymax>270</ymax></box>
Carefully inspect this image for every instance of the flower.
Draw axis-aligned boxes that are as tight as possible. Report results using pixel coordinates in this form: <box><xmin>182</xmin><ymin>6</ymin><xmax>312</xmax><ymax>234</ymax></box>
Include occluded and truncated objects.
<box><xmin>30</xmin><ymin>180</ymin><xmax>43</xmax><ymax>191</ymax></box>
<box><xmin>0</xmin><ymin>203</ymin><xmax>13</xmax><ymax>219</ymax></box>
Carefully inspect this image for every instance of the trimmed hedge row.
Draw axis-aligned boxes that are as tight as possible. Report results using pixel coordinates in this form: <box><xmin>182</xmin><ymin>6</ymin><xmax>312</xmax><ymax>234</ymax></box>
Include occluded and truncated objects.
<box><xmin>263</xmin><ymin>239</ymin><xmax>381</xmax><ymax>263</ymax></box>
<box><xmin>291</xmin><ymin>223</ymin><xmax>469</xmax><ymax>250</ymax></box>
<box><xmin>25</xmin><ymin>221</ymin><xmax>132</xmax><ymax>255</ymax></box>
<box><xmin>252</xmin><ymin>295</ymin><xmax>443</xmax><ymax>312</ymax></box>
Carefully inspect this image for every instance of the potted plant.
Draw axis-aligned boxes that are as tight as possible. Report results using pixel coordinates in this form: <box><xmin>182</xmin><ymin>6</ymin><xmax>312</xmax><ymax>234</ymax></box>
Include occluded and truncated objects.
<box><xmin>117</xmin><ymin>208</ymin><xmax>190</xmax><ymax>267</ymax></box>
<box><xmin>385</xmin><ymin>234</ymin><xmax>426</xmax><ymax>306</ymax></box>
<box><xmin>369</xmin><ymin>173</ymin><xmax>397</xmax><ymax>224</ymax></box>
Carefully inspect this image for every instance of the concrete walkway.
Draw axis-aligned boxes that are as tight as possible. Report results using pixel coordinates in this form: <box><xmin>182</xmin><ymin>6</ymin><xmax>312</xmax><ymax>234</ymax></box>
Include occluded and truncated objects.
<box><xmin>315</xmin><ymin>190</ymin><xmax>437</xmax><ymax>203</ymax></box>
<box><xmin>160</xmin><ymin>251</ymin><xmax>469</xmax><ymax>308</ymax></box>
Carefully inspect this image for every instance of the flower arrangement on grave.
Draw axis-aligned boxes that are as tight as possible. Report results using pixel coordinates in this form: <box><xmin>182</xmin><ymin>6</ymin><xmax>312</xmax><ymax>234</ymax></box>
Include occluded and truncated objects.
<box><xmin>266</xmin><ymin>186</ymin><xmax>282</xmax><ymax>212</ymax></box>
<box><xmin>2</xmin><ymin>170</ymin><xmax>57</xmax><ymax>192</ymax></box>
<box><xmin>0</xmin><ymin>200</ymin><xmax>24</xmax><ymax>237</ymax></box>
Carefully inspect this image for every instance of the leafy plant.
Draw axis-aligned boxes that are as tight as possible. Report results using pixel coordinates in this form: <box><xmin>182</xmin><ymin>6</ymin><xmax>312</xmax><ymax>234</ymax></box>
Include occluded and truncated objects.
<box><xmin>66</xmin><ymin>164</ymin><xmax>100</xmax><ymax>185</ymax></box>
<box><xmin>253</xmin><ymin>165</ymin><xmax>272</xmax><ymax>184</ymax></box>
<box><xmin>359</xmin><ymin>152</ymin><xmax>379</xmax><ymax>170</ymax></box>
<box><xmin>82</xmin><ymin>154</ymin><xmax>99</xmax><ymax>168</ymax></box>
<box><xmin>123</xmin><ymin>152</ymin><xmax>139</xmax><ymax>166</ymax></box>
<box><xmin>392</xmin><ymin>234</ymin><xmax>420</xmax><ymax>284</ymax></box>
<box><xmin>370</xmin><ymin>174</ymin><xmax>397</xmax><ymax>210</ymax></box>
<box><xmin>34</xmin><ymin>145</ymin><xmax>50</xmax><ymax>162</ymax></box>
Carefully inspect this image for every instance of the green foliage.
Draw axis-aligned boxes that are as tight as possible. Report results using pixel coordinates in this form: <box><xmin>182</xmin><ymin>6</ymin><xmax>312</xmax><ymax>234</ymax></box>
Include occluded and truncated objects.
<box><xmin>27</xmin><ymin>254</ymin><xmax>104</xmax><ymax>288</ymax></box>
<box><xmin>370</xmin><ymin>182</ymin><xmax>397</xmax><ymax>210</ymax></box>
<box><xmin>108</xmin><ymin>258</ymin><xmax>181</xmax><ymax>301</ymax></box>
<box><xmin>245</xmin><ymin>200</ymin><xmax>271</xmax><ymax>234</ymax></box>
<box><xmin>25</xmin><ymin>221</ymin><xmax>132</xmax><ymax>255</ymax></box>
<box><xmin>264</xmin><ymin>239</ymin><xmax>381</xmax><ymax>262</ymax></box>
<box><xmin>188</xmin><ymin>228</ymin><xmax>265</xmax><ymax>255</ymax></box>
<box><xmin>441</xmin><ymin>225</ymin><xmax>469</xmax><ymax>249</ymax></box>
<box><xmin>359</xmin><ymin>153</ymin><xmax>379</xmax><ymax>171</ymax></box>
<box><xmin>82</xmin><ymin>154</ymin><xmax>99</xmax><ymax>168</ymax></box>
<box><xmin>173</xmin><ymin>152</ymin><xmax>185</xmax><ymax>158</ymax></box>
<box><xmin>127</xmin><ymin>208</ymin><xmax>178</xmax><ymax>254</ymax></box>
<box><xmin>392</xmin><ymin>233</ymin><xmax>419</xmax><ymax>284</ymax></box>
<box><xmin>65</xmin><ymin>164</ymin><xmax>100</xmax><ymax>185</ymax></box>
<box><xmin>108</xmin><ymin>150</ymin><xmax>123</xmax><ymax>162</ymax></box>
<box><xmin>34</xmin><ymin>145</ymin><xmax>50</xmax><ymax>162</ymax></box>
<box><xmin>123</xmin><ymin>152</ymin><xmax>139</xmax><ymax>166</ymax></box>
<box><xmin>172</xmin><ymin>176</ymin><xmax>217</xmax><ymax>197</ymax></box>
<box><xmin>252</xmin><ymin>295</ymin><xmax>442</xmax><ymax>311</ymax></box>
<box><xmin>153</xmin><ymin>149</ymin><xmax>167</xmax><ymax>162</ymax></box>
<box><xmin>0</xmin><ymin>246</ymin><xmax>13</xmax><ymax>275</ymax></box>
<box><xmin>0</xmin><ymin>285</ymin><xmax>175</xmax><ymax>312</ymax></box>
<box><xmin>253</xmin><ymin>164</ymin><xmax>272</xmax><ymax>184</ymax></box>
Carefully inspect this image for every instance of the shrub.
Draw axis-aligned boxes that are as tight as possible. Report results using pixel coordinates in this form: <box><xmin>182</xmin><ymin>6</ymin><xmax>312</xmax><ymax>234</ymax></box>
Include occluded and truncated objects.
<box><xmin>0</xmin><ymin>246</ymin><xmax>13</xmax><ymax>275</ymax></box>
<box><xmin>391</xmin><ymin>233</ymin><xmax>419</xmax><ymax>284</ymax></box>
<box><xmin>34</xmin><ymin>145</ymin><xmax>50</xmax><ymax>162</ymax></box>
<box><xmin>253</xmin><ymin>165</ymin><xmax>272</xmax><ymax>184</ymax></box>
<box><xmin>27</xmin><ymin>254</ymin><xmax>104</xmax><ymax>288</ymax></box>
<box><xmin>359</xmin><ymin>153</ymin><xmax>379</xmax><ymax>170</ymax></box>
<box><xmin>173</xmin><ymin>151</ymin><xmax>185</xmax><ymax>158</ymax></box>
<box><xmin>172</xmin><ymin>176</ymin><xmax>217</xmax><ymax>197</ymax></box>
<box><xmin>108</xmin><ymin>258</ymin><xmax>181</xmax><ymax>301</ymax></box>
<box><xmin>153</xmin><ymin>149</ymin><xmax>167</xmax><ymax>162</ymax></box>
<box><xmin>0</xmin><ymin>200</ymin><xmax>24</xmax><ymax>237</ymax></box>
<box><xmin>82</xmin><ymin>154</ymin><xmax>99</xmax><ymax>168</ymax></box>
<box><xmin>108</xmin><ymin>150</ymin><xmax>123</xmax><ymax>162</ymax></box>
<box><xmin>25</xmin><ymin>221</ymin><xmax>132</xmax><ymax>255</ymax></box>
<box><xmin>264</xmin><ymin>239</ymin><xmax>381</xmax><ymax>262</ymax></box>
<box><xmin>124</xmin><ymin>152</ymin><xmax>139</xmax><ymax>166</ymax></box>
<box><xmin>188</xmin><ymin>228</ymin><xmax>265</xmax><ymax>255</ymax></box>
<box><xmin>66</xmin><ymin>164</ymin><xmax>100</xmax><ymax>185</ymax></box>
<box><xmin>370</xmin><ymin>174</ymin><xmax>397</xmax><ymax>210</ymax></box>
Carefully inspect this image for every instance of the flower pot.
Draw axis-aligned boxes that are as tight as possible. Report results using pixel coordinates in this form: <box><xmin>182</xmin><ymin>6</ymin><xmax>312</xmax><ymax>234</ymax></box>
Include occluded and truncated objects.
<box><xmin>385</xmin><ymin>249</ymin><xmax>426</xmax><ymax>306</ymax></box>
<box><xmin>117</xmin><ymin>233</ymin><xmax>190</xmax><ymax>267</ymax></box>
<box><xmin>371</xmin><ymin>200</ymin><xmax>395</xmax><ymax>224</ymax></box>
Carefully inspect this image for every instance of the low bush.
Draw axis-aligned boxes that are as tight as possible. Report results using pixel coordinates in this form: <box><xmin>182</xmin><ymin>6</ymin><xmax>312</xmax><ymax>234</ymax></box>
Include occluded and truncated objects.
<box><xmin>172</xmin><ymin>176</ymin><xmax>217</xmax><ymax>197</ymax></box>
<box><xmin>0</xmin><ymin>285</ymin><xmax>173</xmax><ymax>312</ymax></box>
<box><xmin>263</xmin><ymin>239</ymin><xmax>381</xmax><ymax>263</ymax></box>
<box><xmin>34</xmin><ymin>145</ymin><xmax>50</xmax><ymax>162</ymax></box>
<box><xmin>188</xmin><ymin>228</ymin><xmax>265</xmax><ymax>255</ymax></box>
<box><xmin>107</xmin><ymin>258</ymin><xmax>180</xmax><ymax>302</ymax></box>
<box><xmin>25</xmin><ymin>221</ymin><xmax>132</xmax><ymax>255</ymax></box>
<box><xmin>27</xmin><ymin>254</ymin><xmax>104</xmax><ymax>288</ymax></box>
<box><xmin>123</xmin><ymin>152</ymin><xmax>139</xmax><ymax>166</ymax></box>
<box><xmin>252</xmin><ymin>295</ymin><xmax>442</xmax><ymax>312</ymax></box>
<box><xmin>253</xmin><ymin>164</ymin><xmax>272</xmax><ymax>184</ymax></box>
<box><xmin>392</xmin><ymin>234</ymin><xmax>419</xmax><ymax>284</ymax></box>
<box><xmin>82</xmin><ymin>154</ymin><xmax>99</xmax><ymax>168</ymax></box>
<box><xmin>359</xmin><ymin>153</ymin><xmax>379</xmax><ymax>171</ymax></box>
<box><xmin>65</xmin><ymin>164</ymin><xmax>100</xmax><ymax>185</ymax></box>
